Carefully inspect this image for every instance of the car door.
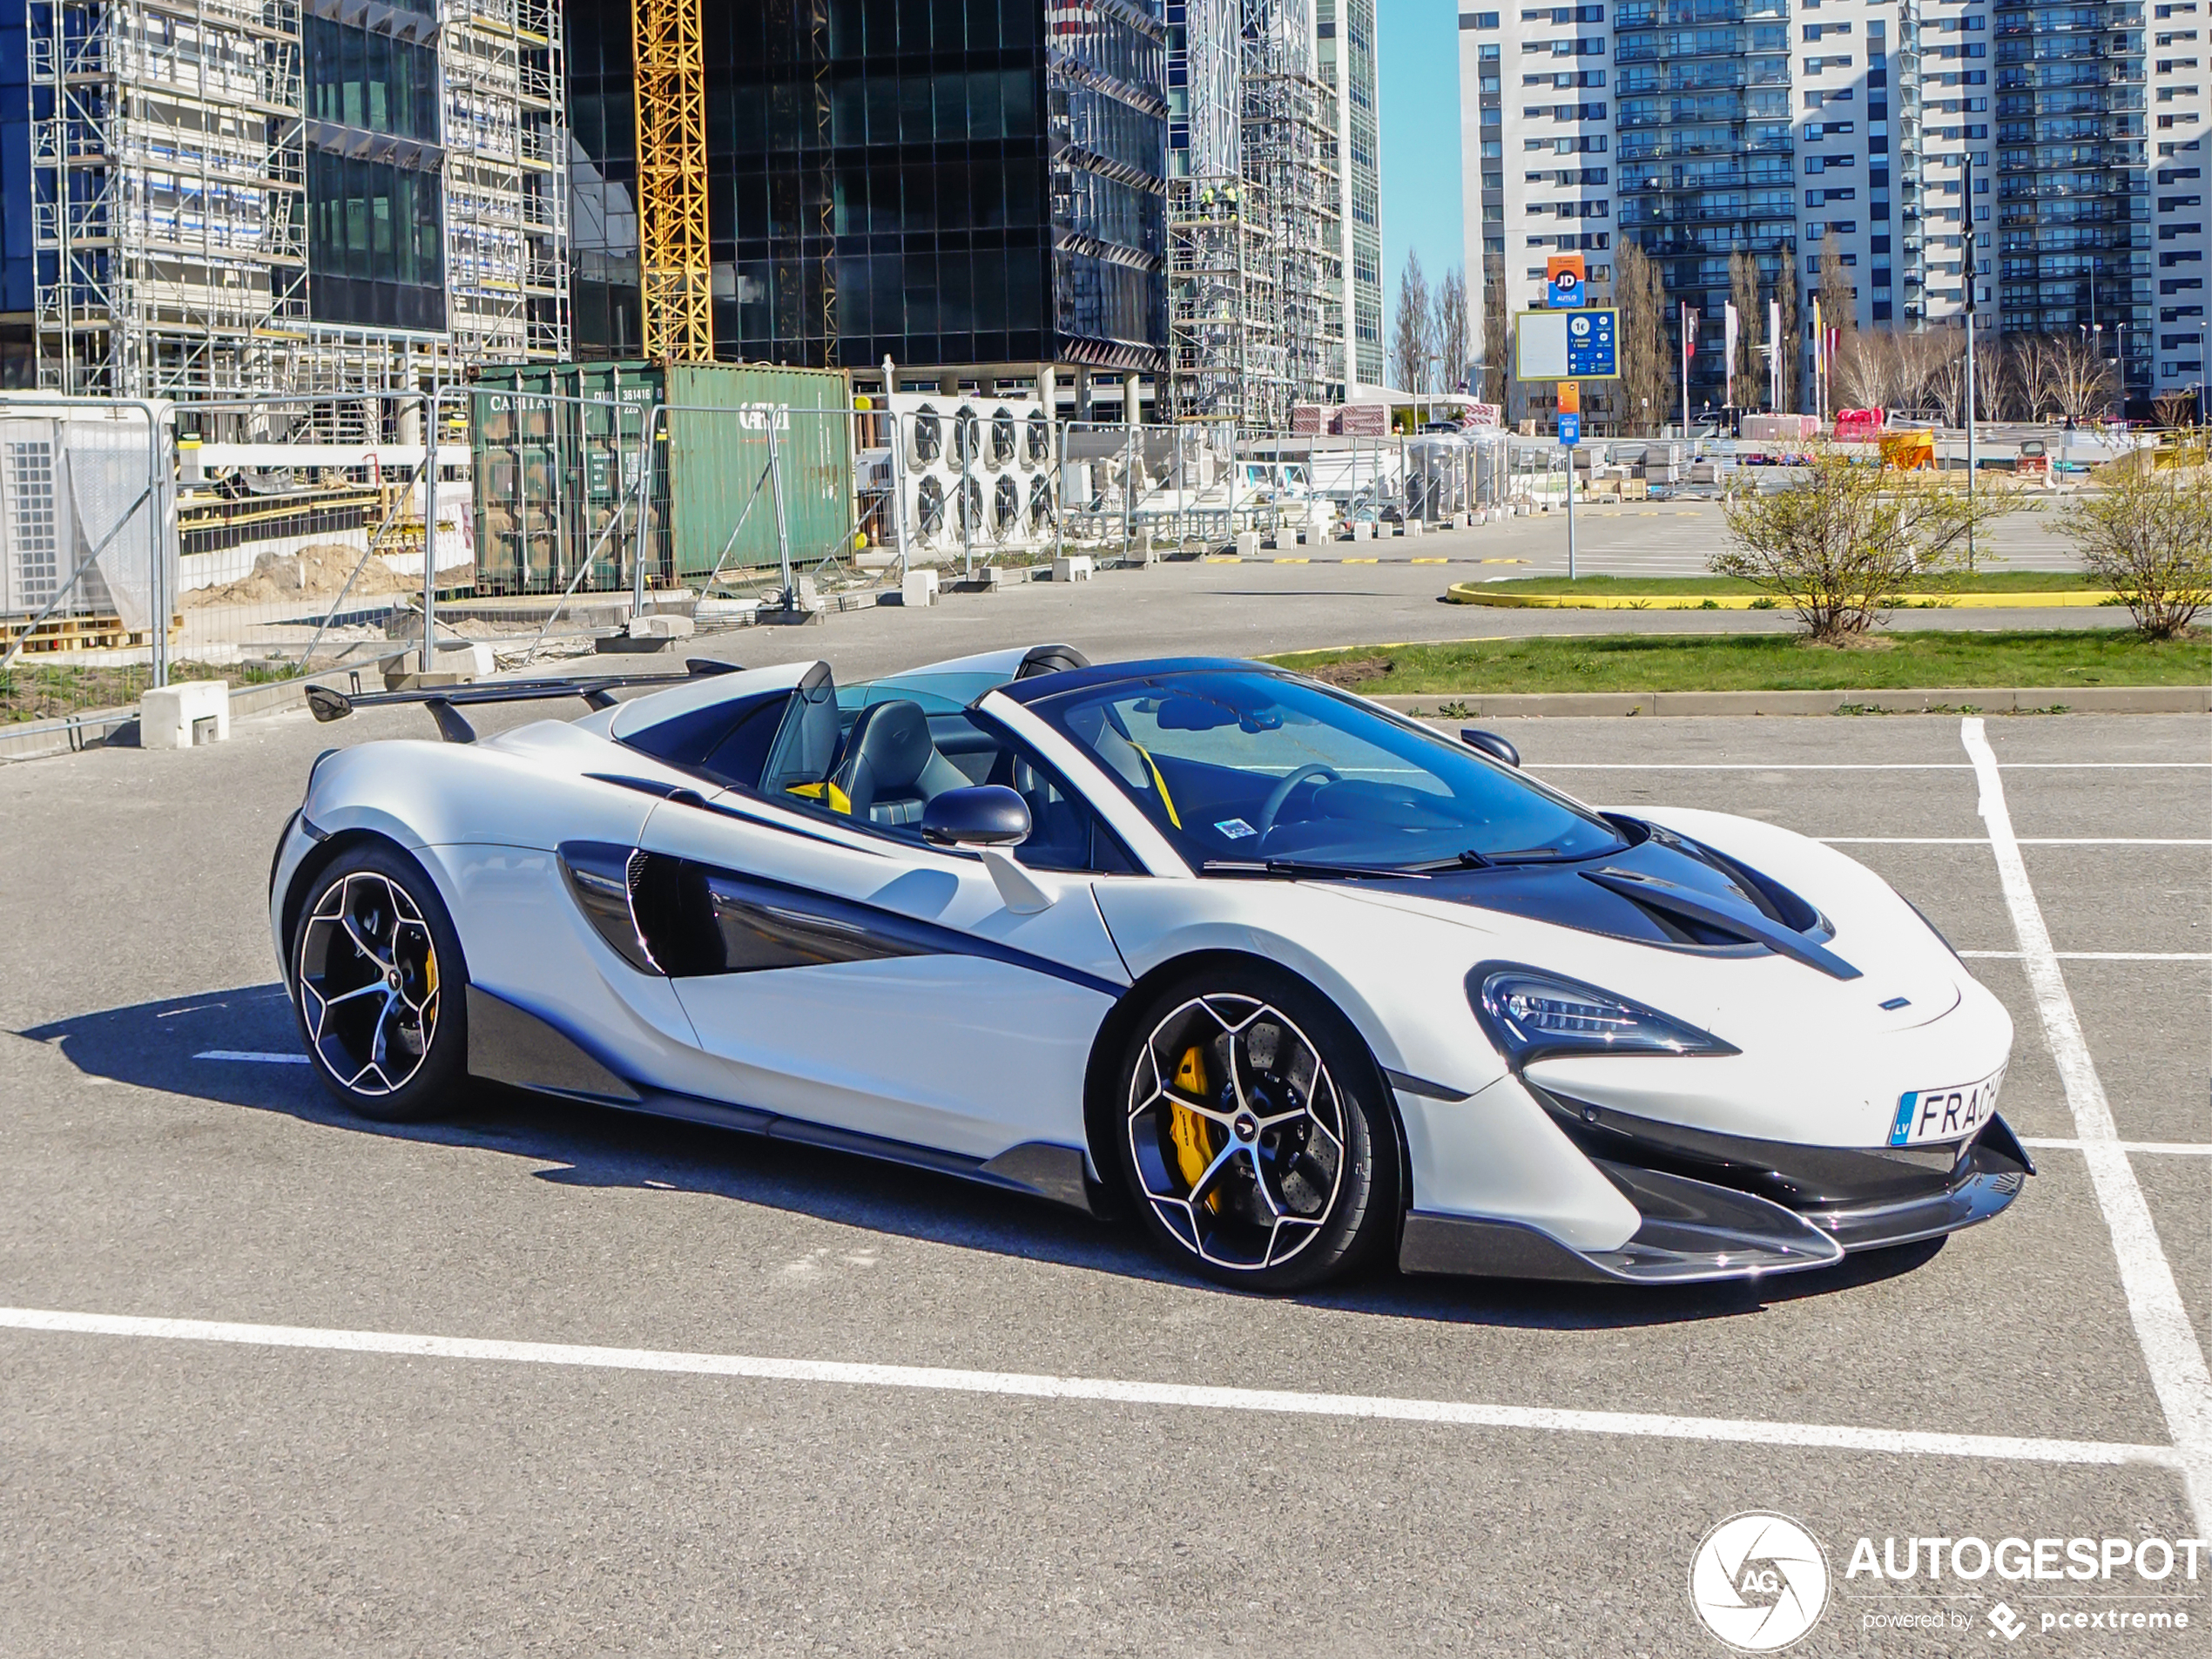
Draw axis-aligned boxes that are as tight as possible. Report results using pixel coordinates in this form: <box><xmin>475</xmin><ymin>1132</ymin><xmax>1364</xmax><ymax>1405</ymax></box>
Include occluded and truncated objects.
<box><xmin>628</xmin><ymin>698</ymin><xmax>1134</xmax><ymax>1162</ymax></box>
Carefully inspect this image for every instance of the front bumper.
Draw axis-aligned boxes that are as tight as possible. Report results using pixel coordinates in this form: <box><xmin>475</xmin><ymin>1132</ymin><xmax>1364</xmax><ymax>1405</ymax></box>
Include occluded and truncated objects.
<box><xmin>1400</xmin><ymin>1082</ymin><xmax>2033</xmax><ymax>1286</ymax></box>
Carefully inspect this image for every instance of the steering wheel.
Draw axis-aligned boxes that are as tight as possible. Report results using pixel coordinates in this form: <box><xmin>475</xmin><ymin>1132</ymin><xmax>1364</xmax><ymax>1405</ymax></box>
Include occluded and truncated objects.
<box><xmin>1254</xmin><ymin>765</ymin><xmax>1340</xmax><ymax>836</ymax></box>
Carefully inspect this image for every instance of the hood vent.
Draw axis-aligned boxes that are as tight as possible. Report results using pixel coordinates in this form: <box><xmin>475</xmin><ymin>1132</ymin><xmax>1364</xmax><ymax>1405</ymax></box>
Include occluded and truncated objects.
<box><xmin>1581</xmin><ymin>867</ymin><xmax>1861</xmax><ymax>981</ymax></box>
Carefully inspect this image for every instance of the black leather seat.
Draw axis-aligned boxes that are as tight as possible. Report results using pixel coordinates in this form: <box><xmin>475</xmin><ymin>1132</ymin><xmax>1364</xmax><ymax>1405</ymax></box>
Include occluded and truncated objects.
<box><xmin>830</xmin><ymin>700</ymin><xmax>970</xmax><ymax>826</ymax></box>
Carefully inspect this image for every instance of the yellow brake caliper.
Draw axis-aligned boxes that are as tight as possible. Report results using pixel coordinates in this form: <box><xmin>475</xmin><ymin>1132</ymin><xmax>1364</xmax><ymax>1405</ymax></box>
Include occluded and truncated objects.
<box><xmin>1169</xmin><ymin>1044</ymin><xmax>1220</xmax><ymax>1212</ymax></box>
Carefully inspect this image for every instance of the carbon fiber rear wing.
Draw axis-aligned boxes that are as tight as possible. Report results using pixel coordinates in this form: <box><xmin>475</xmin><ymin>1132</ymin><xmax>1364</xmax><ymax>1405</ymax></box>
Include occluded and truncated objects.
<box><xmin>303</xmin><ymin>658</ymin><xmax>744</xmax><ymax>744</ymax></box>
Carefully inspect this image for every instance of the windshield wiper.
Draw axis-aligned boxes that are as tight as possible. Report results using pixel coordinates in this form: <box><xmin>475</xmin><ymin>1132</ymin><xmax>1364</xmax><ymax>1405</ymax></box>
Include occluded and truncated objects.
<box><xmin>1202</xmin><ymin>859</ymin><xmax>1427</xmax><ymax>880</ymax></box>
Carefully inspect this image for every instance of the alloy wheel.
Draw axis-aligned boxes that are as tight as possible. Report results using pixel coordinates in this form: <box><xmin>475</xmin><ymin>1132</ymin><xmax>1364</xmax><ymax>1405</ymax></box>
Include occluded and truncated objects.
<box><xmin>297</xmin><ymin>870</ymin><xmax>442</xmax><ymax>1096</ymax></box>
<box><xmin>1126</xmin><ymin>995</ymin><xmax>1347</xmax><ymax>1272</ymax></box>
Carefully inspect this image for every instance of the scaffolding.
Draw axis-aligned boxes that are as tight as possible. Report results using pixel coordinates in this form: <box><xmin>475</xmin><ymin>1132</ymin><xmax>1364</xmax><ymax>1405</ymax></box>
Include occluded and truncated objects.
<box><xmin>1165</xmin><ymin>0</ymin><xmax>1342</xmax><ymax>431</ymax></box>
<box><xmin>30</xmin><ymin>0</ymin><xmax>568</xmax><ymax>408</ymax></box>
<box><xmin>445</xmin><ymin>0</ymin><xmax>570</xmax><ymax>364</ymax></box>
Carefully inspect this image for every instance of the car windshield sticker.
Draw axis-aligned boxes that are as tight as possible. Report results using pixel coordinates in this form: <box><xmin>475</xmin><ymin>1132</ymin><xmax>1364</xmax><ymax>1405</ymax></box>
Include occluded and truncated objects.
<box><xmin>1215</xmin><ymin>818</ymin><xmax>1257</xmax><ymax>840</ymax></box>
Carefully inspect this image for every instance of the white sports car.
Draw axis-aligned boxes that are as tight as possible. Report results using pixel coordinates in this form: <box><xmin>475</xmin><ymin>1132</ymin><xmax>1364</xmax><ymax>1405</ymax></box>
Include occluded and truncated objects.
<box><xmin>273</xmin><ymin>645</ymin><xmax>2031</xmax><ymax>1291</ymax></box>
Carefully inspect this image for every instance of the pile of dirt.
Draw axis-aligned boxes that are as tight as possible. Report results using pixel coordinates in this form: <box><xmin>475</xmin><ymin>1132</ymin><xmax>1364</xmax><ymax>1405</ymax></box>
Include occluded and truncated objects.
<box><xmin>187</xmin><ymin>543</ymin><xmax>421</xmax><ymax>609</ymax></box>
<box><xmin>1305</xmin><ymin>654</ymin><xmax>1394</xmax><ymax>689</ymax></box>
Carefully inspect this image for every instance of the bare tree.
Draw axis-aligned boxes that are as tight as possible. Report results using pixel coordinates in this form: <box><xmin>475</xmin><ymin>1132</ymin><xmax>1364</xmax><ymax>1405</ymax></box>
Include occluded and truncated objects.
<box><xmin>1832</xmin><ymin>329</ymin><xmax>1900</xmax><ymax>412</ymax></box>
<box><xmin>1729</xmin><ymin>250</ymin><xmax>1762</xmax><ymax>408</ymax></box>
<box><xmin>1392</xmin><ymin>252</ymin><xmax>1433</xmax><ymax>395</ymax></box>
<box><xmin>2153</xmin><ymin>389</ymin><xmax>2195</xmax><ymax>430</ymax></box>
<box><xmin>1616</xmin><ymin>238</ymin><xmax>1670</xmax><ymax>435</ymax></box>
<box><xmin>2033</xmin><ymin>334</ymin><xmax>2120</xmax><ymax>424</ymax></box>
<box><xmin>1817</xmin><ymin>231</ymin><xmax>1855</xmax><ymax>372</ymax></box>
<box><xmin>1777</xmin><ymin>246</ymin><xmax>1801</xmax><ymax>414</ymax></box>
<box><xmin>2058</xmin><ymin>456</ymin><xmax>2212</xmax><ymax>638</ymax></box>
<box><xmin>1437</xmin><ymin>266</ymin><xmax>1470</xmax><ymax>396</ymax></box>
<box><xmin>1480</xmin><ymin>253</ymin><xmax>1509</xmax><ymax>407</ymax></box>
<box><xmin>1714</xmin><ymin>442</ymin><xmax>2014</xmax><ymax>640</ymax></box>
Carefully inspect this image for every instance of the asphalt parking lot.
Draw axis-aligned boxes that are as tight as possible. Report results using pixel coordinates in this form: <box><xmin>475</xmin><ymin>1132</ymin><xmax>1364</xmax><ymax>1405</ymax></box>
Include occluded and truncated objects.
<box><xmin>1</xmin><ymin>632</ymin><xmax>2205</xmax><ymax>1653</ymax></box>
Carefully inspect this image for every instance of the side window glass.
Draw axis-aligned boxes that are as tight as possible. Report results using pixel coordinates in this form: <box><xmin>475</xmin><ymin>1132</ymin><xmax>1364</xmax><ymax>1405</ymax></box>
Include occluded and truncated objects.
<box><xmin>978</xmin><ymin>725</ymin><xmax>1143</xmax><ymax>875</ymax></box>
<box><xmin>760</xmin><ymin>665</ymin><xmax>842</xmax><ymax>801</ymax></box>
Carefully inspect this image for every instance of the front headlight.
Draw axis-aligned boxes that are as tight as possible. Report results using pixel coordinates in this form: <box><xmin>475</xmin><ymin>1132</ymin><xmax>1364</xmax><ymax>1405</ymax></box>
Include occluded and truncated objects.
<box><xmin>1468</xmin><ymin>962</ymin><xmax>1737</xmax><ymax>1066</ymax></box>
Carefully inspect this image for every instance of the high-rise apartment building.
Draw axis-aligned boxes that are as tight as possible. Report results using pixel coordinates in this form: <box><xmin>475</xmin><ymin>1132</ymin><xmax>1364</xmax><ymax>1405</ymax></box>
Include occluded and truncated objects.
<box><xmin>2148</xmin><ymin>0</ymin><xmax>2208</xmax><ymax>399</ymax></box>
<box><xmin>1318</xmin><ymin>0</ymin><xmax>1384</xmax><ymax>389</ymax></box>
<box><xmin>1462</xmin><ymin>0</ymin><xmax>2206</xmax><ymax>421</ymax></box>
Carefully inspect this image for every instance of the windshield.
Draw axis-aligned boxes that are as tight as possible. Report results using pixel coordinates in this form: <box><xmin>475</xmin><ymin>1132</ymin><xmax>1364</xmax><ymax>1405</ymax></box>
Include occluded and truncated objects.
<box><xmin>1028</xmin><ymin>669</ymin><xmax>1626</xmax><ymax>872</ymax></box>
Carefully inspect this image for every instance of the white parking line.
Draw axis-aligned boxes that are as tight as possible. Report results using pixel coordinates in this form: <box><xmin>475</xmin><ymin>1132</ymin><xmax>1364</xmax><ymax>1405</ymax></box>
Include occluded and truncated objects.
<box><xmin>0</xmin><ymin>1305</ymin><xmax>2182</xmax><ymax>1474</ymax></box>
<box><xmin>1819</xmin><ymin>838</ymin><xmax>2211</xmax><ymax>846</ymax></box>
<box><xmin>1965</xmin><ymin>717</ymin><xmax>2212</xmax><ymax>1533</ymax></box>
<box><xmin>1960</xmin><ymin>952</ymin><xmax>2212</xmax><ymax>962</ymax></box>
<box><xmin>2025</xmin><ymin>1140</ymin><xmax>2212</xmax><ymax>1157</ymax></box>
<box><xmin>194</xmin><ymin>1051</ymin><xmax>309</xmax><ymax>1065</ymax></box>
<box><xmin>1548</xmin><ymin>765</ymin><xmax>2212</xmax><ymax>771</ymax></box>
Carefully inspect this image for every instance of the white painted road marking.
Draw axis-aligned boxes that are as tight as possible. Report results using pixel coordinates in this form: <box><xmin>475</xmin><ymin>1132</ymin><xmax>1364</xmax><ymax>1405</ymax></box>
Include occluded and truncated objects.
<box><xmin>2026</xmin><ymin>1140</ymin><xmax>2212</xmax><ymax>1157</ymax></box>
<box><xmin>1528</xmin><ymin>763</ymin><xmax>2211</xmax><ymax>771</ymax></box>
<box><xmin>1819</xmin><ymin>838</ymin><xmax>2212</xmax><ymax>846</ymax></box>
<box><xmin>0</xmin><ymin>1305</ymin><xmax>2182</xmax><ymax>1474</ymax></box>
<box><xmin>194</xmin><ymin>1051</ymin><xmax>310</xmax><ymax>1065</ymax></box>
<box><xmin>1961</xmin><ymin>951</ymin><xmax>2212</xmax><ymax>962</ymax></box>
<box><xmin>1965</xmin><ymin>716</ymin><xmax>2212</xmax><ymax>1532</ymax></box>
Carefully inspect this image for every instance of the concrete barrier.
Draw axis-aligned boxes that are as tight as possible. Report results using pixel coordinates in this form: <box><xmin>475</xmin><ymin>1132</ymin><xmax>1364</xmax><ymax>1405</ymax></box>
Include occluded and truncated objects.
<box><xmin>139</xmin><ymin>679</ymin><xmax>229</xmax><ymax>749</ymax></box>
<box><xmin>1052</xmin><ymin>555</ymin><xmax>1095</xmax><ymax>583</ymax></box>
<box><xmin>900</xmin><ymin>568</ymin><xmax>940</xmax><ymax>606</ymax></box>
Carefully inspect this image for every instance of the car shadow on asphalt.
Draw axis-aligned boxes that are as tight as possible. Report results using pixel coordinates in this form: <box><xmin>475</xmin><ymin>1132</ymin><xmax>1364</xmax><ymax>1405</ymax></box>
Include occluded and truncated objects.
<box><xmin>24</xmin><ymin>983</ymin><xmax>1945</xmax><ymax>1332</ymax></box>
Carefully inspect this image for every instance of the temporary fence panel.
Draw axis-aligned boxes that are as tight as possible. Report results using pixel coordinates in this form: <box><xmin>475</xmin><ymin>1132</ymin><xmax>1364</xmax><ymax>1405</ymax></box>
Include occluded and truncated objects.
<box><xmin>886</xmin><ymin>390</ymin><xmax>1055</xmax><ymax>562</ymax></box>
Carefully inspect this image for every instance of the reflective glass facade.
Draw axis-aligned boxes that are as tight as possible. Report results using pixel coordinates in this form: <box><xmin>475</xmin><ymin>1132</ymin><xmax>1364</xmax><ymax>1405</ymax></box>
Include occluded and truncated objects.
<box><xmin>1615</xmin><ymin>0</ymin><xmax>1796</xmax><ymax>405</ymax></box>
<box><xmin>301</xmin><ymin>0</ymin><xmax>446</xmax><ymax>333</ymax></box>
<box><xmin>1994</xmin><ymin>0</ymin><xmax>2152</xmax><ymax>401</ymax></box>
<box><xmin>566</xmin><ymin>0</ymin><xmax>1167</xmax><ymax>371</ymax></box>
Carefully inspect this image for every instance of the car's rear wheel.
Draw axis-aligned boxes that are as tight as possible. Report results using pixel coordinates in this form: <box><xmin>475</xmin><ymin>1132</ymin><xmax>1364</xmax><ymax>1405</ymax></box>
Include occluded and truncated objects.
<box><xmin>291</xmin><ymin>844</ymin><xmax>467</xmax><ymax>1123</ymax></box>
<box><xmin>1114</xmin><ymin>968</ymin><xmax>1399</xmax><ymax>1291</ymax></box>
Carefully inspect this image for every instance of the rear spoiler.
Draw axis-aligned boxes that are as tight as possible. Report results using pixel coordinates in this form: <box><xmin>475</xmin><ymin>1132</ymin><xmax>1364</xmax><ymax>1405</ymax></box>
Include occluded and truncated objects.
<box><xmin>304</xmin><ymin>658</ymin><xmax>744</xmax><ymax>744</ymax></box>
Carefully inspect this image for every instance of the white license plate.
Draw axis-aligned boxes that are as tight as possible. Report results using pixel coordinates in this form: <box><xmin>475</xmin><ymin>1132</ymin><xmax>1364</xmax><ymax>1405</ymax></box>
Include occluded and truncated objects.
<box><xmin>1890</xmin><ymin>1069</ymin><xmax>2005</xmax><ymax>1147</ymax></box>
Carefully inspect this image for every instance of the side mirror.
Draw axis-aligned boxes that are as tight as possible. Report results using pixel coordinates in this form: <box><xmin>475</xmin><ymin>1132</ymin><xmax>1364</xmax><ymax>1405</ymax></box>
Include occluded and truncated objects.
<box><xmin>1460</xmin><ymin>728</ymin><xmax>1521</xmax><ymax>768</ymax></box>
<box><xmin>921</xmin><ymin>785</ymin><xmax>1032</xmax><ymax>848</ymax></box>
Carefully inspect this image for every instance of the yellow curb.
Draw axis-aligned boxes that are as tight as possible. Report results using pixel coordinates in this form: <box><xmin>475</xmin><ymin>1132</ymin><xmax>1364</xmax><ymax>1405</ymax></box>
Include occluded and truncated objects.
<box><xmin>1204</xmin><ymin>555</ymin><xmax>1241</xmax><ymax>563</ymax></box>
<box><xmin>1410</xmin><ymin>556</ymin><xmax>1448</xmax><ymax>564</ymax></box>
<box><xmin>1443</xmin><ymin>584</ymin><xmax>2120</xmax><ymax>610</ymax></box>
<box><xmin>1273</xmin><ymin>557</ymin><xmax>1309</xmax><ymax>563</ymax></box>
<box><xmin>1342</xmin><ymin>557</ymin><xmax>1379</xmax><ymax>563</ymax></box>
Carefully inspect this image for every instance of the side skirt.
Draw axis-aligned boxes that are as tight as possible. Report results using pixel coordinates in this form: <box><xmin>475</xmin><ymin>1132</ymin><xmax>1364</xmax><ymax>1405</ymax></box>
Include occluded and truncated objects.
<box><xmin>465</xmin><ymin>983</ymin><xmax>1097</xmax><ymax>1217</ymax></box>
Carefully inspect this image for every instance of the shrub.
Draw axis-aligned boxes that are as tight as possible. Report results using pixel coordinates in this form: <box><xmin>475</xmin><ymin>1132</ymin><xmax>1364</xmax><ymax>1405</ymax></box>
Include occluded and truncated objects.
<box><xmin>2057</xmin><ymin>462</ymin><xmax>2212</xmax><ymax>640</ymax></box>
<box><xmin>1712</xmin><ymin>445</ymin><xmax>2012</xmax><ymax>642</ymax></box>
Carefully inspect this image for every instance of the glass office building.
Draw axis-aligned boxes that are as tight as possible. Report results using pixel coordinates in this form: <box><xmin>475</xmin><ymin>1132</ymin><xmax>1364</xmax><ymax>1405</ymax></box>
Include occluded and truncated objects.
<box><xmin>565</xmin><ymin>0</ymin><xmax>1169</xmax><ymax>375</ymax></box>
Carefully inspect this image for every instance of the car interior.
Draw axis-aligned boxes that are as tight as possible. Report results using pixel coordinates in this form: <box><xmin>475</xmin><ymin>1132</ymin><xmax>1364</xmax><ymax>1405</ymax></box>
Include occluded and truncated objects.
<box><xmin>618</xmin><ymin>662</ymin><xmax>1137</xmax><ymax>873</ymax></box>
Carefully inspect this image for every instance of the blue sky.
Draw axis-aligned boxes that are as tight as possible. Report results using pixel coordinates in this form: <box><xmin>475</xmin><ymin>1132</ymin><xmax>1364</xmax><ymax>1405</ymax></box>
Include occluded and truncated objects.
<box><xmin>1377</xmin><ymin>1</ymin><xmax>1466</xmax><ymax>359</ymax></box>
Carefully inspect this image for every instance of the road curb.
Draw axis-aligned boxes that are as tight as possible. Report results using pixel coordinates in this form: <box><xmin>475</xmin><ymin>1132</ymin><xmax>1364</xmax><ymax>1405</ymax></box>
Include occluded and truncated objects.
<box><xmin>0</xmin><ymin>667</ymin><xmax>367</xmax><ymax>765</ymax></box>
<box><xmin>1371</xmin><ymin>686</ymin><xmax>2211</xmax><ymax>718</ymax></box>
<box><xmin>1443</xmin><ymin>583</ymin><xmax>2119</xmax><ymax>610</ymax></box>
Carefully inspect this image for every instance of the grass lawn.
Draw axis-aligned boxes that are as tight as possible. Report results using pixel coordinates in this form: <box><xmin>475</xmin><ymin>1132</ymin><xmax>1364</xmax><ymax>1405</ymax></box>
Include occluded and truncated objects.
<box><xmin>2</xmin><ymin>658</ymin><xmax>287</xmax><ymax>725</ymax></box>
<box><xmin>1474</xmin><ymin>570</ymin><xmax>2108</xmax><ymax>597</ymax></box>
<box><xmin>1263</xmin><ymin>629</ymin><xmax>2211</xmax><ymax>696</ymax></box>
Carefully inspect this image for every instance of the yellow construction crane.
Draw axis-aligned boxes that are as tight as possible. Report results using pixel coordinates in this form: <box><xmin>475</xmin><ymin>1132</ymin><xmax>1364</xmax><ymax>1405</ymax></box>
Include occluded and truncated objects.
<box><xmin>631</xmin><ymin>0</ymin><xmax>711</xmax><ymax>361</ymax></box>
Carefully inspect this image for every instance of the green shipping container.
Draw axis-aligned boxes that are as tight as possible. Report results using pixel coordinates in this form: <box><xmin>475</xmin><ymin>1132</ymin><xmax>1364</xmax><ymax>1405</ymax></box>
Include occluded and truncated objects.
<box><xmin>469</xmin><ymin>361</ymin><xmax>854</xmax><ymax>596</ymax></box>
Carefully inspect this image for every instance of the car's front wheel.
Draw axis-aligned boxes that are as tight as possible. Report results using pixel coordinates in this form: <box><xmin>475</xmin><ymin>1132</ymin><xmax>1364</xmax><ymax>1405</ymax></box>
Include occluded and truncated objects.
<box><xmin>1114</xmin><ymin>968</ymin><xmax>1399</xmax><ymax>1291</ymax></box>
<box><xmin>291</xmin><ymin>844</ymin><xmax>467</xmax><ymax>1123</ymax></box>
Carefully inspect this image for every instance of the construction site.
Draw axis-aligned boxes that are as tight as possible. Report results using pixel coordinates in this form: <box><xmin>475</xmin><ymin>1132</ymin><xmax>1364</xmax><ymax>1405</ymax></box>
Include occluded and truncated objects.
<box><xmin>1</xmin><ymin>0</ymin><xmax>1462</xmax><ymax>738</ymax></box>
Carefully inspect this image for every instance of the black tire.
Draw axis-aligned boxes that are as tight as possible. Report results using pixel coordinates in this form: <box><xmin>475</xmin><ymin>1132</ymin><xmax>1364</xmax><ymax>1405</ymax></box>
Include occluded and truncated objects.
<box><xmin>1112</xmin><ymin>966</ymin><xmax>1399</xmax><ymax>1291</ymax></box>
<box><xmin>289</xmin><ymin>842</ymin><xmax>469</xmax><ymax>1123</ymax></box>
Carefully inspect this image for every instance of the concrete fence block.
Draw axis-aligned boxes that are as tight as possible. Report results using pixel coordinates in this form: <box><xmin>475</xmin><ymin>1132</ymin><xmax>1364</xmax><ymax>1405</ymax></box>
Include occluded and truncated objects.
<box><xmin>1052</xmin><ymin>555</ymin><xmax>1095</xmax><ymax>583</ymax></box>
<box><xmin>139</xmin><ymin>679</ymin><xmax>230</xmax><ymax>750</ymax></box>
<box><xmin>1235</xmin><ymin>530</ymin><xmax>1261</xmax><ymax>558</ymax></box>
<box><xmin>900</xmin><ymin>568</ymin><xmax>941</xmax><ymax>606</ymax></box>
